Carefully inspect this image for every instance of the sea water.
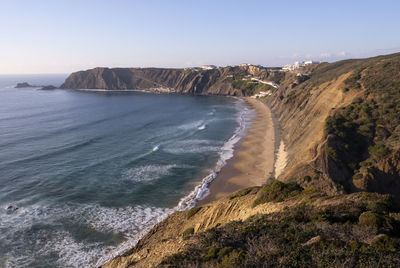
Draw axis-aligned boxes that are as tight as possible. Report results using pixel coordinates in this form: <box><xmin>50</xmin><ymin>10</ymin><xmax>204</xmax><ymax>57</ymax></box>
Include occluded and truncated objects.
<box><xmin>0</xmin><ymin>75</ymin><xmax>254</xmax><ymax>267</ymax></box>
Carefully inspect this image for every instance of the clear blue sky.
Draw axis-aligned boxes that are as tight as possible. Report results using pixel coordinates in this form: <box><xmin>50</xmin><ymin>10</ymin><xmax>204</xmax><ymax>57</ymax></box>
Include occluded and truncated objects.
<box><xmin>1</xmin><ymin>0</ymin><xmax>400</xmax><ymax>74</ymax></box>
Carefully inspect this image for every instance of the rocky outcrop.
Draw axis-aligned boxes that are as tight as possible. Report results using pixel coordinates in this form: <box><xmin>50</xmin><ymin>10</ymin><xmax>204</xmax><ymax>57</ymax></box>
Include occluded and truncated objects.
<box><xmin>61</xmin><ymin>66</ymin><xmax>283</xmax><ymax>96</ymax></box>
<box><xmin>39</xmin><ymin>85</ymin><xmax>57</xmax><ymax>90</ymax></box>
<box><xmin>15</xmin><ymin>82</ymin><xmax>35</xmax><ymax>88</ymax></box>
<box><xmin>15</xmin><ymin>82</ymin><xmax>57</xmax><ymax>90</ymax></box>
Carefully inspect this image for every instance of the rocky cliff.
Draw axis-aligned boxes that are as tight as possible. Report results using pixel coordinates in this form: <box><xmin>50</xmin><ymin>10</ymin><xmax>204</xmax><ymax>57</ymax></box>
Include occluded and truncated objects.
<box><xmin>61</xmin><ymin>65</ymin><xmax>283</xmax><ymax>96</ymax></box>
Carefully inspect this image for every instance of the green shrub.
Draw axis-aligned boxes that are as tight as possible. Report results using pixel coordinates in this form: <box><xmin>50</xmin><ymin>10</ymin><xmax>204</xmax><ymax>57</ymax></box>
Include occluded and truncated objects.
<box><xmin>187</xmin><ymin>207</ymin><xmax>202</xmax><ymax>219</ymax></box>
<box><xmin>358</xmin><ymin>211</ymin><xmax>381</xmax><ymax>228</ymax></box>
<box><xmin>368</xmin><ymin>143</ymin><xmax>390</xmax><ymax>161</ymax></box>
<box><xmin>303</xmin><ymin>187</ymin><xmax>316</xmax><ymax>194</ymax></box>
<box><xmin>326</xmin><ymin>146</ymin><xmax>337</xmax><ymax>160</ymax></box>
<box><xmin>219</xmin><ymin>248</ymin><xmax>245</xmax><ymax>267</ymax></box>
<box><xmin>217</xmin><ymin>246</ymin><xmax>233</xmax><ymax>259</ymax></box>
<box><xmin>229</xmin><ymin>188</ymin><xmax>252</xmax><ymax>200</ymax></box>
<box><xmin>303</xmin><ymin>176</ymin><xmax>312</xmax><ymax>182</ymax></box>
<box><xmin>352</xmin><ymin>173</ymin><xmax>363</xmax><ymax>180</ymax></box>
<box><xmin>370</xmin><ymin>234</ymin><xmax>396</xmax><ymax>251</ymax></box>
<box><xmin>344</xmin><ymin>69</ymin><xmax>362</xmax><ymax>89</ymax></box>
<box><xmin>366</xmin><ymin>197</ymin><xmax>393</xmax><ymax>214</ymax></box>
<box><xmin>253</xmin><ymin>181</ymin><xmax>302</xmax><ymax>207</ymax></box>
<box><xmin>349</xmin><ymin>240</ymin><xmax>360</xmax><ymax>250</ymax></box>
<box><xmin>182</xmin><ymin>227</ymin><xmax>195</xmax><ymax>240</ymax></box>
<box><xmin>347</xmin><ymin>162</ymin><xmax>358</xmax><ymax>171</ymax></box>
<box><xmin>203</xmin><ymin>245</ymin><xmax>219</xmax><ymax>261</ymax></box>
<box><xmin>310</xmin><ymin>212</ymin><xmax>329</xmax><ymax>222</ymax></box>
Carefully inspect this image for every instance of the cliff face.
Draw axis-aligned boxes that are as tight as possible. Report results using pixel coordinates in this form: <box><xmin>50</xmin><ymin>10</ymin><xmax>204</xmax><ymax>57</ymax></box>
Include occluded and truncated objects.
<box><xmin>267</xmin><ymin>53</ymin><xmax>400</xmax><ymax>203</ymax></box>
<box><xmin>267</xmin><ymin>68</ymin><xmax>360</xmax><ymax>194</ymax></box>
<box><xmin>61</xmin><ymin>66</ymin><xmax>283</xmax><ymax>96</ymax></box>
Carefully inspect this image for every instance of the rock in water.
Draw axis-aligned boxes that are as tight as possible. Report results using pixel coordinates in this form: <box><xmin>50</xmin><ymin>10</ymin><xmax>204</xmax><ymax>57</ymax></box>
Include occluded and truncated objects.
<box><xmin>15</xmin><ymin>82</ymin><xmax>34</xmax><ymax>88</ymax></box>
<box><xmin>40</xmin><ymin>85</ymin><xmax>57</xmax><ymax>90</ymax></box>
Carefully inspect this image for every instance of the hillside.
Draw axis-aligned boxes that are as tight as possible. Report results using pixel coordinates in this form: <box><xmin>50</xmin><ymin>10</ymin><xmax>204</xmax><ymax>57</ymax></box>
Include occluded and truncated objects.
<box><xmin>267</xmin><ymin>53</ymin><xmax>400</xmax><ymax>204</ymax></box>
<box><xmin>94</xmin><ymin>52</ymin><xmax>400</xmax><ymax>267</ymax></box>
<box><xmin>104</xmin><ymin>182</ymin><xmax>400</xmax><ymax>267</ymax></box>
<box><xmin>61</xmin><ymin>65</ymin><xmax>283</xmax><ymax>96</ymax></box>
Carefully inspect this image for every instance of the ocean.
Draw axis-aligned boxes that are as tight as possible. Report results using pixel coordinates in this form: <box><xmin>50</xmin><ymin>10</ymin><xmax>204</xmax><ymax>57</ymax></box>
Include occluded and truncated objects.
<box><xmin>0</xmin><ymin>75</ymin><xmax>254</xmax><ymax>267</ymax></box>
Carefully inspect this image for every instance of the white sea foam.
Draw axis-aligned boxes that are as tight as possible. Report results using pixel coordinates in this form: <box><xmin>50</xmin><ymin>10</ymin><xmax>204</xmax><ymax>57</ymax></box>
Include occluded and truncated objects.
<box><xmin>163</xmin><ymin>139</ymin><xmax>220</xmax><ymax>154</ymax></box>
<box><xmin>92</xmin><ymin>206</ymin><xmax>172</xmax><ymax>266</ymax></box>
<box><xmin>0</xmin><ymin>203</ymin><xmax>172</xmax><ymax>267</ymax></box>
<box><xmin>121</xmin><ymin>164</ymin><xmax>177</xmax><ymax>182</ymax></box>
<box><xmin>176</xmin><ymin>98</ymin><xmax>255</xmax><ymax>210</ymax></box>
<box><xmin>177</xmin><ymin>120</ymin><xmax>205</xmax><ymax>131</ymax></box>
<box><xmin>39</xmin><ymin>231</ymin><xmax>101</xmax><ymax>268</ymax></box>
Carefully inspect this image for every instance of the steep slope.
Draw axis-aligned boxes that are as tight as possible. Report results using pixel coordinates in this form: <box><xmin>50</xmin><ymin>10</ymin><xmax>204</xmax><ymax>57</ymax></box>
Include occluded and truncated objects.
<box><xmin>267</xmin><ymin>53</ymin><xmax>400</xmax><ymax>203</ymax></box>
<box><xmin>103</xmin><ymin>182</ymin><xmax>400</xmax><ymax>267</ymax></box>
<box><xmin>61</xmin><ymin>65</ymin><xmax>283</xmax><ymax>96</ymax></box>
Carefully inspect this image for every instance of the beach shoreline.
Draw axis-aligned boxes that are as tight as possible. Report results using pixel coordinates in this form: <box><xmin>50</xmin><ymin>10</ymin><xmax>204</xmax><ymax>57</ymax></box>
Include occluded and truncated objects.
<box><xmin>198</xmin><ymin>97</ymin><xmax>277</xmax><ymax>204</ymax></box>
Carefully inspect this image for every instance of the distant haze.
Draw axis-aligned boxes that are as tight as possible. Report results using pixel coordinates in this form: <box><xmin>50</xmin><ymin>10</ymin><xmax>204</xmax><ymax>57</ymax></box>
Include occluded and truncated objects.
<box><xmin>1</xmin><ymin>0</ymin><xmax>400</xmax><ymax>74</ymax></box>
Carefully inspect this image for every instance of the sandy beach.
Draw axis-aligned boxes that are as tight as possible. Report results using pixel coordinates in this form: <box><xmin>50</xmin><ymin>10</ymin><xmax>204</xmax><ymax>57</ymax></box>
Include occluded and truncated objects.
<box><xmin>199</xmin><ymin>97</ymin><xmax>276</xmax><ymax>204</ymax></box>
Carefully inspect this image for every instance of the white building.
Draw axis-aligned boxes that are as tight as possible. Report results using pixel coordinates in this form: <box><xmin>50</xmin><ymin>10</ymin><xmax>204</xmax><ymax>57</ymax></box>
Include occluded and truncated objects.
<box><xmin>304</xmin><ymin>60</ymin><xmax>320</xmax><ymax>65</ymax></box>
<box><xmin>282</xmin><ymin>61</ymin><xmax>301</xmax><ymax>71</ymax></box>
<box><xmin>201</xmin><ymin>65</ymin><xmax>217</xmax><ymax>70</ymax></box>
<box><xmin>282</xmin><ymin>60</ymin><xmax>320</xmax><ymax>71</ymax></box>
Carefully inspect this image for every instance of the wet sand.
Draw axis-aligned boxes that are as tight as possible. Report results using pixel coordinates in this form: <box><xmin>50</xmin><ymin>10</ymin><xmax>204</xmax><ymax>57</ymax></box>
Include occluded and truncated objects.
<box><xmin>198</xmin><ymin>98</ymin><xmax>276</xmax><ymax>204</ymax></box>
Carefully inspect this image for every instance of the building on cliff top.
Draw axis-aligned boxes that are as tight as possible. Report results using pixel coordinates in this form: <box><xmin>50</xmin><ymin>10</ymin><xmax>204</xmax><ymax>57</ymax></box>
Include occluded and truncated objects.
<box><xmin>200</xmin><ymin>65</ymin><xmax>217</xmax><ymax>70</ymax></box>
<box><xmin>282</xmin><ymin>60</ymin><xmax>320</xmax><ymax>71</ymax></box>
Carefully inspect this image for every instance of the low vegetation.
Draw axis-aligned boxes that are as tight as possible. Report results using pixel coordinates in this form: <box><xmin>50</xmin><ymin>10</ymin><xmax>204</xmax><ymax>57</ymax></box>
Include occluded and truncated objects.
<box><xmin>232</xmin><ymin>79</ymin><xmax>274</xmax><ymax>96</ymax></box>
<box><xmin>162</xmin><ymin>184</ymin><xmax>400</xmax><ymax>267</ymax></box>
<box><xmin>322</xmin><ymin>54</ymin><xmax>400</xmax><ymax>192</ymax></box>
<box><xmin>252</xmin><ymin>180</ymin><xmax>302</xmax><ymax>207</ymax></box>
<box><xmin>182</xmin><ymin>227</ymin><xmax>195</xmax><ymax>240</ymax></box>
<box><xmin>228</xmin><ymin>188</ymin><xmax>253</xmax><ymax>200</ymax></box>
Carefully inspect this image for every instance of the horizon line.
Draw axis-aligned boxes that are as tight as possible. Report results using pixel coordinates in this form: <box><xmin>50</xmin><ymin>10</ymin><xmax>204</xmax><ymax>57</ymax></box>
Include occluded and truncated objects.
<box><xmin>1</xmin><ymin>51</ymin><xmax>399</xmax><ymax>75</ymax></box>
